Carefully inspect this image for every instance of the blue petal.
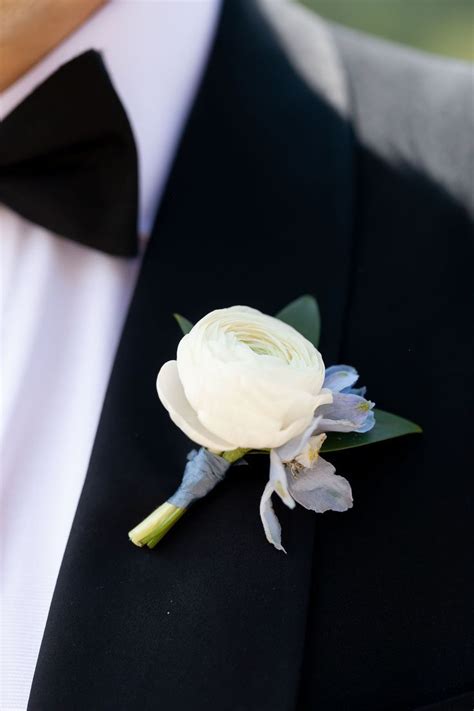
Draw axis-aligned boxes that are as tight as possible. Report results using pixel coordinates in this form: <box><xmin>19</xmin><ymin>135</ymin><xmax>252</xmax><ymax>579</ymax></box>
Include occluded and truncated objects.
<box><xmin>269</xmin><ymin>450</ymin><xmax>295</xmax><ymax>509</ymax></box>
<box><xmin>317</xmin><ymin>391</ymin><xmax>375</xmax><ymax>433</ymax></box>
<box><xmin>276</xmin><ymin>415</ymin><xmax>322</xmax><ymax>463</ymax></box>
<box><xmin>342</xmin><ymin>385</ymin><xmax>367</xmax><ymax>397</ymax></box>
<box><xmin>259</xmin><ymin>481</ymin><xmax>286</xmax><ymax>552</ymax></box>
<box><xmin>324</xmin><ymin>365</ymin><xmax>359</xmax><ymax>393</ymax></box>
<box><xmin>355</xmin><ymin>408</ymin><xmax>375</xmax><ymax>433</ymax></box>
<box><xmin>287</xmin><ymin>457</ymin><xmax>353</xmax><ymax>513</ymax></box>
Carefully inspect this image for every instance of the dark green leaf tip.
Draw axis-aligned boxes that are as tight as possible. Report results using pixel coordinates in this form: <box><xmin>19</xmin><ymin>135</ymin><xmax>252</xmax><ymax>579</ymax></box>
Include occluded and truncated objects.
<box><xmin>275</xmin><ymin>294</ymin><xmax>321</xmax><ymax>348</ymax></box>
<box><xmin>173</xmin><ymin>313</ymin><xmax>194</xmax><ymax>336</ymax></box>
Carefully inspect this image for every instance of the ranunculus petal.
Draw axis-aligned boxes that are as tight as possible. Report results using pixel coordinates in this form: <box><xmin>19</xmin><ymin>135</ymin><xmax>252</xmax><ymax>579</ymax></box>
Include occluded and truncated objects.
<box><xmin>317</xmin><ymin>391</ymin><xmax>375</xmax><ymax>433</ymax></box>
<box><xmin>156</xmin><ymin>361</ymin><xmax>236</xmax><ymax>451</ymax></box>
<box><xmin>175</xmin><ymin>306</ymin><xmax>328</xmax><ymax>450</ymax></box>
<box><xmin>288</xmin><ymin>457</ymin><xmax>353</xmax><ymax>513</ymax></box>
<box><xmin>259</xmin><ymin>482</ymin><xmax>286</xmax><ymax>552</ymax></box>
<box><xmin>269</xmin><ymin>450</ymin><xmax>295</xmax><ymax>508</ymax></box>
<box><xmin>324</xmin><ymin>365</ymin><xmax>359</xmax><ymax>393</ymax></box>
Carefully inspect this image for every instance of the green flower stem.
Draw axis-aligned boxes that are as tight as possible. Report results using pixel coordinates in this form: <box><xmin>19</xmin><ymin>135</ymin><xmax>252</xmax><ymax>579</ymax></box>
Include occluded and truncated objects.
<box><xmin>128</xmin><ymin>502</ymin><xmax>186</xmax><ymax>549</ymax></box>
<box><xmin>220</xmin><ymin>447</ymin><xmax>250</xmax><ymax>463</ymax></box>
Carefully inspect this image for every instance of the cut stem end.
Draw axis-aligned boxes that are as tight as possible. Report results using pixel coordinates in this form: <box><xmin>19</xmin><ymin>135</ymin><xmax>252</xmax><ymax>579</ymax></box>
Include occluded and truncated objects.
<box><xmin>128</xmin><ymin>502</ymin><xmax>186</xmax><ymax>549</ymax></box>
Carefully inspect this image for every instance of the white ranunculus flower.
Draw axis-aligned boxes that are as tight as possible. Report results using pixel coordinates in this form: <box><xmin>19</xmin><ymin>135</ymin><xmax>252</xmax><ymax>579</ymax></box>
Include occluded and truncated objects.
<box><xmin>157</xmin><ymin>306</ymin><xmax>332</xmax><ymax>452</ymax></box>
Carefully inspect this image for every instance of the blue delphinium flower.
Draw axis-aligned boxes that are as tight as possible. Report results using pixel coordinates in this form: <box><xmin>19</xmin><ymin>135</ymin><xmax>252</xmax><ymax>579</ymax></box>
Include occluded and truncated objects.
<box><xmin>320</xmin><ymin>365</ymin><xmax>375</xmax><ymax>433</ymax></box>
<box><xmin>260</xmin><ymin>365</ymin><xmax>375</xmax><ymax>551</ymax></box>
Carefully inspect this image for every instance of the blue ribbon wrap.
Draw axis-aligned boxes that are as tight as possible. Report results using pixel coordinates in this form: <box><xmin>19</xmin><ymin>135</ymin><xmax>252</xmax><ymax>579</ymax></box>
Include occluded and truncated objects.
<box><xmin>168</xmin><ymin>448</ymin><xmax>231</xmax><ymax>509</ymax></box>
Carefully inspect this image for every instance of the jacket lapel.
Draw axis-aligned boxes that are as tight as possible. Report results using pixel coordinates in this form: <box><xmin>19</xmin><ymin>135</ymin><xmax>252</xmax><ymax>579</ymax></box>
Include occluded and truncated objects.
<box><xmin>28</xmin><ymin>2</ymin><xmax>353</xmax><ymax>709</ymax></box>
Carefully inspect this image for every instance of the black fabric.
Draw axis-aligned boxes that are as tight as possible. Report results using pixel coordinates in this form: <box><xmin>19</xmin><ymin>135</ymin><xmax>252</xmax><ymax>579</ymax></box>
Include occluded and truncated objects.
<box><xmin>415</xmin><ymin>691</ymin><xmax>474</xmax><ymax>711</ymax></box>
<box><xmin>27</xmin><ymin>1</ymin><xmax>473</xmax><ymax>710</ymax></box>
<box><xmin>0</xmin><ymin>50</ymin><xmax>138</xmax><ymax>256</ymax></box>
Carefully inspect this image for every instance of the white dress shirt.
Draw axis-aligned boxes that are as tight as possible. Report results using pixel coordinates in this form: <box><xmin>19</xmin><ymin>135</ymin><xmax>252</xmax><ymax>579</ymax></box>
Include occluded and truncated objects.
<box><xmin>0</xmin><ymin>2</ymin><xmax>220</xmax><ymax>709</ymax></box>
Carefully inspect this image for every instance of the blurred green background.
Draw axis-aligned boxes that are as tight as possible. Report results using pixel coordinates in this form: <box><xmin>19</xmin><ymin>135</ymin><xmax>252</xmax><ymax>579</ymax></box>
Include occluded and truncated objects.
<box><xmin>300</xmin><ymin>0</ymin><xmax>474</xmax><ymax>62</ymax></box>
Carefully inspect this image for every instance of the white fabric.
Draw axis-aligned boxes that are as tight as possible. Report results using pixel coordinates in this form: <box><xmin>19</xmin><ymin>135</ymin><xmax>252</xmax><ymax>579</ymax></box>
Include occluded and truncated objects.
<box><xmin>0</xmin><ymin>2</ymin><xmax>220</xmax><ymax>709</ymax></box>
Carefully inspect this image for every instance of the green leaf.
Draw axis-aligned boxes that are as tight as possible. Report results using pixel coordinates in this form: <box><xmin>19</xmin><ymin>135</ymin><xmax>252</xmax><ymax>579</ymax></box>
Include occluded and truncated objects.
<box><xmin>320</xmin><ymin>408</ymin><xmax>422</xmax><ymax>453</ymax></box>
<box><xmin>174</xmin><ymin>313</ymin><xmax>193</xmax><ymax>336</ymax></box>
<box><xmin>275</xmin><ymin>294</ymin><xmax>321</xmax><ymax>347</ymax></box>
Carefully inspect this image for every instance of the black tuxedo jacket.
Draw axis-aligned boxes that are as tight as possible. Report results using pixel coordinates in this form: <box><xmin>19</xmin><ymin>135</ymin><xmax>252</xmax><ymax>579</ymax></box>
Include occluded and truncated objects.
<box><xmin>28</xmin><ymin>1</ymin><xmax>473</xmax><ymax>709</ymax></box>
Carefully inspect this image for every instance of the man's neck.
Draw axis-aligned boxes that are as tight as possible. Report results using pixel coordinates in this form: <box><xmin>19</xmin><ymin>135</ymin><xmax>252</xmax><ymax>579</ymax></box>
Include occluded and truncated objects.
<box><xmin>0</xmin><ymin>0</ymin><xmax>107</xmax><ymax>91</ymax></box>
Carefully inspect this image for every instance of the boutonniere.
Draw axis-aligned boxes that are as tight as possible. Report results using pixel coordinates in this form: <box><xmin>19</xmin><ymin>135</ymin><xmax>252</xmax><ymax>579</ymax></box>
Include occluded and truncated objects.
<box><xmin>129</xmin><ymin>296</ymin><xmax>421</xmax><ymax>552</ymax></box>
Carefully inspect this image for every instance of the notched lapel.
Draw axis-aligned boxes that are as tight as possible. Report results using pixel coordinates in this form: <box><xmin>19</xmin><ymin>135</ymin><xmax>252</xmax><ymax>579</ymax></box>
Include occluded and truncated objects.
<box><xmin>28</xmin><ymin>1</ymin><xmax>353</xmax><ymax>709</ymax></box>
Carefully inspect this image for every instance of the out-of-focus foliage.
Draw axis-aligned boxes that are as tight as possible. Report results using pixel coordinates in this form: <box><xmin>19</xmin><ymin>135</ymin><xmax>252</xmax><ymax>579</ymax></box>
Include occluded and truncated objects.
<box><xmin>300</xmin><ymin>0</ymin><xmax>474</xmax><ymax>62</ymax></box>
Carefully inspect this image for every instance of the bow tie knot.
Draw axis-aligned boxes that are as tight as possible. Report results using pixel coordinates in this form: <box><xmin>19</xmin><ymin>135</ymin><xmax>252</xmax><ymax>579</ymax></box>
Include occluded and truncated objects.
<box><xmin>0</xmin><ymin>50</ymin><xmax>139</xmax><ymax>257</ymax></box>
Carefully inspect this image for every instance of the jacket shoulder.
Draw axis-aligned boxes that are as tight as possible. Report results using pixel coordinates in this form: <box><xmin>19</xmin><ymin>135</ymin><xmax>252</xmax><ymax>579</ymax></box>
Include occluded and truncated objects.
<box><xmin>330</xmin><ymin>23</ymin><xmax>474</xmax><ymax>216</ymax></box>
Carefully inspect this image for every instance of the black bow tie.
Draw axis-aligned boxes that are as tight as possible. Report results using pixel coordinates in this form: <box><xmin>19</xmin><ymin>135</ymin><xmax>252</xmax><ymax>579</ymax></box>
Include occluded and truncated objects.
<box><xmin>0</xmin><ymin>50</ymin><xmax>138</xmax><ymax>257</ymax></box>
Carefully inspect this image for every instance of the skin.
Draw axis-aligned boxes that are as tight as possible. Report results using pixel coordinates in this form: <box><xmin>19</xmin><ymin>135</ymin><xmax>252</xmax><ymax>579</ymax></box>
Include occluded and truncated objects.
<box><xmin>0</xmin><ymin>0</ymin><xmax>108</xmax><ymax>91</ymax></box>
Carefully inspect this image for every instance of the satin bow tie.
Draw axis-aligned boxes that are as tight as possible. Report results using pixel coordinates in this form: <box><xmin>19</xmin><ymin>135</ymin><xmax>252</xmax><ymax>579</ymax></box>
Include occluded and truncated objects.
<box><xmin>0</xmin><ymin>50</ymin><xmax>138</xmax><ymax>257</ymax></box>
